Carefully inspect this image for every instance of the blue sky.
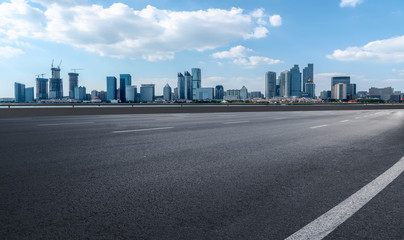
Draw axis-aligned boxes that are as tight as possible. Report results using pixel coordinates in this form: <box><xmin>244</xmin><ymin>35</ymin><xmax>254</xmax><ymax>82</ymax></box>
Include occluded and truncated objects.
<box><xmin>1</xmin><ymin>0</ymin><xmax>404</xmax><ymax>97</ymax></box>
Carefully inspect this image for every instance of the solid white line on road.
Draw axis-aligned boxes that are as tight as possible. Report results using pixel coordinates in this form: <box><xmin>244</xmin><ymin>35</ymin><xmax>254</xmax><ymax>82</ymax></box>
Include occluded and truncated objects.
<box><xmin>286</xmin><ymin>156</ymin><xmax>404</xmax><ymax>240</ymax></box>
<box><xmin>340</xmin><ymin>120</ymin><xmax>350</xmax><ymax>123</ymax></box>
<box><xmin>38</xmin><ymin>122</ymin><xmax>94</xmax><ymax>126</ymax></box>
<box><xmin>113</xmin><ymin>127</ymin><xmax>174</xmax><ymax>133</ymax></box>
<box><xmin>223</xmin><ymin>121</ymin><xmax>250</xmax><ymax>125</ymax></box>
<box><xmin>310</xmin><ymin>125</ymin><xmax>328</xmax><ymax>129</ymax></box>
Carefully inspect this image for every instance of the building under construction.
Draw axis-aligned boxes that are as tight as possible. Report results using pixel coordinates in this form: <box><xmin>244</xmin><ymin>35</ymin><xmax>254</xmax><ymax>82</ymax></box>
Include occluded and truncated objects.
<box><xmin>49</xmin><ymin>61</ymin><xmax>63</xmax><ymax>99</ymax></box>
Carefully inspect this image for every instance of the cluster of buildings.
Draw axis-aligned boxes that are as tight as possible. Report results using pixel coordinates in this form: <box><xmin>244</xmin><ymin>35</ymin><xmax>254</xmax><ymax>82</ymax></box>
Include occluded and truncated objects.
<box><xmin>8</xmin><ymin>61</ymin><xmax>404</xmax><ymax>104</ymax></box>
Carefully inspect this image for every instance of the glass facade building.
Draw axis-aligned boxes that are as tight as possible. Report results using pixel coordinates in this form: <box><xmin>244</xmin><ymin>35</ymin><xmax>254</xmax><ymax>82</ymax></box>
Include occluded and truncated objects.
<box><xmin>177</xmin><ymin>73</ymin><xmax>185</xmax><ymax>99</ymax></box>
<box><xmin>215</xmin><ymin>85</ymin><xmax>224</xmax><ymax>100</ymax></box>
<box><xmin>14</xmin><ymin>82</ymin><xmax>25</xmax><ymax>103</ymax></box>
<box><xmin>36</xmin><ymin>78</ymin><xmax>48</xmax><ymax>100</ymax></box>
<box><xmin>184</xmin><ymin>71</ymin><xmax>192</xmax><ymax>100</ymax></box>
<box><xmin>68</xmin><ymin>73</ymin><xmax>79</xmax><ymax>99</ymax></box>
<box><xmin>265</xmin><ymin>71</ymin><xmax>276</xmax><ymax>99</ymax></box>
<box><xmin>192</xmin><ymin>68</ymin><xmax>201</xmax><ymax>100</ymax></box>
<box><xmin>106</xmin><ymin>76</ymin><xmax>117</xmax><ymax>102</ymax></box>
<box><xmin>195</xmin><ymin>88</ymin><xmax>214</xmax><ymax>100</ymax></box>
<box><xmin>119</xmin><ymin>74</ymin><xmax>132</xmax><ymax>102</ymax></box>
<box><xmin>290</xmin><ymin>65</ymin><xmax>302</xmax><ymax>97</ymax></box>
<box><xmin>125</xmin><ymin>85</ymin><xmax>137</xmax><ymax>102</ymax></box>
<box><xmin>163</xmin><ymin>84</ymin><xmax>172</xmax><ymax>101</ymax></box>
<box><xmin>140</xmin><ymin>84</ymin><xmax>155</xmax><ymax>102</ymax></box>
<box><xmin>25</xmin><ymin>87</ymin><xmax>34</xmax><ymax>102</ymax></box>
<box><xmin>302</xmin><ymin>64</ymin><xmax>313</xmax><ymax>93</ymax></box>
<box><xmin>331</xmin><ymin>76</ymin><xmax>350</xmax><ymax>99</ymax></box>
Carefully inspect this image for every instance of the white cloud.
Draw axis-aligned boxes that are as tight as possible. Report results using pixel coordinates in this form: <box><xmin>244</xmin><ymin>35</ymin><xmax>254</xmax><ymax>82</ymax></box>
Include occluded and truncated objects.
<box><xmin>0</xmin><ymin>45</ymin><xmax>24</xmax><ymax>59</ymax></box>
<box><xmin>382</xmin><ymin>78</ymin><xmax>404</xmax><ymax>83</ymax></box>
<box><xmin>327</xmin><ymin>35</ymin><xmax>404</xmax><ymax>63</ymax></box>
<box><xmin>392</xmin><ymin>69</ymin><xmax>404</xmax><ymax>76</ymax></box>
<box><xmin>212</xmin><ymin>45</ymin><xmax>252</xmax><ymax>59</ymax></box>
<box><xmin>212</xmin><ymin>45</ymin><xmax>281</xmax><ymax>68</ymax></box>
<box><xmin>0</xmin><ymin>1</ymin><xmax>280</xmax><ymax>61</ymax></box>
<box><xmin>340</xmin><ymin>0</ymin><xmax>363</xmax><ymax>8</ymax></box>
<box><xmin>269</xmin><ymin>15</ymin><xmax>282</xmax><ymax>27</ymax></box>
<box><xmin>233</xmin><ymin>56</ymin><xmax>281</xmax><ymax>68</ymax></box>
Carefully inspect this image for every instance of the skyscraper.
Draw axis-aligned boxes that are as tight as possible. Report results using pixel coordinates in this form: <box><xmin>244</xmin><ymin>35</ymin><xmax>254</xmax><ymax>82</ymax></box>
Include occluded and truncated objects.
<box><xmin>303</xmin><ymin>64</ymin><xmax>314</xmax><ymax>93</ymax></box>
<box><xmin>74</xmin><ymin>86</ymin><xmax>86</xmax><ymax>100</ymax></box>
<box><xmin>331</xmin><ymin>76</ymin><xmax>350</xmax><ymax>99</ymax></box>
<box><xmin>265</xmin><ymin>71</ymin><xmax>276</xmax><ymax>99</ymax></box>
<box><xmin>106</xmin><ymin>76</ymin><xmax>117</xmax><ymax>102</ymax></box>
<box><xmin>184</xmin><ymin>71</ymin><xmax>192</xmax><ymax>100</ymax></box>
<box><xmin>140</xmin><ymin>84</ymin><xmax>155</xmax><ymax>102</ymax></box>
<box><xmin>332</xmin><ymin>83</ymin><xmax>347</xmax><ymax>100</ymax></box>
<box><xmin>49</xmin><ymin>65</ymin><xmax>63</xmax><ymax>99</ymax></box>
<box><xmin>120</xmin><ymin>74</ymin><xmax>132</xmax><ymax>102</ymax></box>
<box><xmin>290</xmin><ymin>65</ymin><xmax>301</xmax><ymax>97</ymax></box>
<box><xmin>192</xmin><ymin>68</ymin><xmax>201</xmax><ymax>100</ymax></box>
<box><xmin>68</xmin><ymin>72</ymin><xmax>79</xmax><ymax>99</ymax></box>
<box><xmin>279</xmin><ymin>70</ymin><xmax>291</xmax><ymax>97</ymax></box>
<box><xmin>215</xmin><ymin>85</ymin><xmax>224</xmax><ymax>100</ymax></box>
<box><xmin>25</xmin><ymin>87</ymin><xmax>34</xmax><ymax>102</ymax></box>
<box><xmin>36</xmin><ymin>78</ymin><xmax>48</xmax><ymax>100</ymax></box>
<box><xmin>240</xmin><ymin>86</ymin><xmax>248</xmax><ymax>100</ymax></box>
<box><xmin>163</xmin><ymin>84</ymin><xmax>172</xmax><ymax>101</ymax></box>
<box><xmin>14</xmin><ymin>82</ymin><xmax>25</xmax><ymax>103</ymax></box>
<box><xmin>177</xmin><ymin>73</ymin><xmax>185</xmax><ymax>99</ymax></box>
<box><xmin>125</xmin><ymin>86</ymin><xmax>137</xmax><ymax>102</ymax></box>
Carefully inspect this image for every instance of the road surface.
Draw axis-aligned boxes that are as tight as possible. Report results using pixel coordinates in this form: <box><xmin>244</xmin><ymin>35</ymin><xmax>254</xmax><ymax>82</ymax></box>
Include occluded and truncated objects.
<box><xmin>1</xmin><ymin>110</ymin><xmax>404</xmax><ymax>239</ymax></box>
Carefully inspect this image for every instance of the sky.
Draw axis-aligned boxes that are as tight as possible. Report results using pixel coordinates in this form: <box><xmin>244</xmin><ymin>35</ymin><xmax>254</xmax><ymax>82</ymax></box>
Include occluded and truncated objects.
<box><xmin>0</xmin><ymin>0</ymin><xmax>404</xmax><ymax>97</ymax></box>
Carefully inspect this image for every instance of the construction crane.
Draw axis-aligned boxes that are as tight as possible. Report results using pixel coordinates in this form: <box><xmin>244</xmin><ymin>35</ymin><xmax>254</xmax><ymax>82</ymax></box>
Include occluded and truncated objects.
<box><xmin>71</xmin><ymin>68</ymin><xmax>83</xmax><ymax>73</ymax></box>
<box><xmin>58</xmin><ymin>60</ymin><xmax>62</xmax><ymax>69</ymax></box>
<box><xmin>35</xmin><ymin>73</ymin><xmax>46</xmax><ymax>78</ymax></box>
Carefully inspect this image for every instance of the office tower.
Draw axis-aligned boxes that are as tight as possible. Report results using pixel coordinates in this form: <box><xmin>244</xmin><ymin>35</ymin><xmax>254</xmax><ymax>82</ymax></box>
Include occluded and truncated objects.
<box><xmin>305</xmin><ymin>82</ymin><xmax>316</xmax><ymax>99</ymax></box>
<box><xmin>49</xmin><ymin>64</ymin><xmax>63</xmax><ymax>99</ymax></box>
<box><xmin>14</xmin><ymin>82</ymin><xmax>25</xmax><ymax>103</ymax></box>
<box><xmin>91</xmin><ymin>90</ymin><xmax>98</xmax><ymax>99</ymax></box>
<box><xmin>290</xmin><ymin>65</ymin><xmax>301</xmax><ymax>97</ymax></box>
<box><xmin>265</xmin><ymin>71</ymin><xmax>276</xmax><ymax>99</ymax></box>
<box><xmin>106</xmin><ymin>76</ymin><xmax>117</xmax><ymax>102</ymax></box>
<box><xmin>119</xmin><ymin>74</ymin><xmax>132</xmax><ymax>102</ymax></box>
<box><xmin>250</xmin><ymin>91</ymin><xmax>263</xmax><ymax>99</ymax></box>
<box><xmin>192</xmin><ymin>68</ymin><xmax>201</xmax><ymax>100</ymax></box>
<box><xmin>240</xmin><ymin>86</ymin><xmax>248</xmax><ymax>100</ymax></box>
<box><xmin>68</xmin><ymin>72</ymin><xmax>78</xmax><ymax>99</ymax></box>
<box><xmin>25</xmin><ymin>87</ymin><xmax>34</xmax><ymax>102</ymax></box>
<box><xmin>195</xmin><ymin>88</ymin><xmax>214</xmax><ymax>100</ymax></box>
<box><xmin>331</xmin><ymin>76</ymin><xmax>350</xmax><ymax>99</ymax></box>
<box><xmin>98</xmin><ymin>91</ymin><xmax>107</xmax><ymax>102</ymax></box>
<box><xmin>74</xmin><ymin>86</ymin><xmax>86</xmax><ymax>100</ymax></box>
<box><xmin>215</xmin><ymin>85</ymin><xmax>224</xmax><ymax>100</ymax></box>
<box><xmin>224</xmin><ymin>89</ymin><xmax>241</xmax><ymax>100</ymax></box>
<box><xmin>140</xmin><ymin>84</ymin><xmax>155</xmax><ymax>102</ymax></box>
<box><xmin>369</xmin><ymin>87</ymin><xmax>394</xmax><ymax>101</ymax></box>
<box><xmin>173</xmin><ymin>87</ymin><xmax>178</xmax><ymax>100</ymax></box>
<box><xmin>177</xmin><ymin>73</ymin><xmax>185</xmax><ymax>99</ymax></box>
<box><xmin>350</xmin><ymin>83</ymin><xmax>357</xmax><ymax>99</ymax></box>
<box><xmin>36</xmin><ymin>78</ymin><xmax>48</xmax><ymax>100</ymax></box>
<box><xmin>332</xmin><ymin>83</ymin><xmax>347</xmax><ymax>100</ymax></box>
<box><xmin>163</xmin><ymin>84</ymin><xmax>172</xmax><ymax>101</ymax></box>
<box><xmin>184</xmin><ymin>71</ymin><xmax>192</xmax><ymax>100</ymax></box>
<box><xmin>126</xmin><ymin>85</ymin><xmax>137</xmax><ymax>102</ymax></box>
<box><xmin>279</xmin><ymin>70</ymin><xmax>291</xmax><ymax>97</ymax></box>
<box><xmin>303</xmin><ymin>64</ymin><xmax>314</xmax><ymax>93</ymax></box>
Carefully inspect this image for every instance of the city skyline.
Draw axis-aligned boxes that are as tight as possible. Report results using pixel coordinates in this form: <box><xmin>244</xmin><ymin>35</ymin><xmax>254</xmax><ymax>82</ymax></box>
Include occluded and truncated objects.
<box><xmin>1</xmin><ymin>0</ymin><xmax>404</xmax><ymax>97</ymax></box>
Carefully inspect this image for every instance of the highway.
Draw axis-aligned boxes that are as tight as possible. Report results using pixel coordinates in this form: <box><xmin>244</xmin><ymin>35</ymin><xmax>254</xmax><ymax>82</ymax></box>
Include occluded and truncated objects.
<box><xmin>1</xmin><ymin>110</ymin><xmax>404</xmax><ymax>239</ymax></box>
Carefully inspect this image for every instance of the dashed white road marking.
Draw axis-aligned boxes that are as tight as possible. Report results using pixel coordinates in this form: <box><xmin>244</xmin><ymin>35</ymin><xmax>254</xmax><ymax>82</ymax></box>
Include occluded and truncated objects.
<box><xmin>38</xmin><ymin>122</ymin><xmax>94</xmax><ymax>126</ymax></box>
<box><xmin>113</xmin><ymin>127</ymin><xmax>174</xmax><ymax>133</ymax></box>
<box><xmin>310</xmin><ymin>125</ymin><xmax>328</xmax><ymax>129</ymax></box>
<box><xmin>223</xmin><ymin>121</ymin><xmax>250</xmax><ymax>125</ymax></box>
<box><xmin>286</xmin><ymin>156</ymin><xmax>404</xmax><ymax>240</ymax></box>
<box><xmin>340</xmin><ymin>120</ymin><xmax>350</xmax><ymax>123</ymax></box>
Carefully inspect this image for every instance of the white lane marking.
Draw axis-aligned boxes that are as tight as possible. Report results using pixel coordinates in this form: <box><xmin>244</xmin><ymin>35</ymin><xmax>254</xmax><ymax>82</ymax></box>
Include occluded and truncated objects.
<box><xmin>113</xmin><ymin>127</ymin><xmax>174</xmax><ymax>133</ymax></box>
<box><xmin>340</xmin><ymin>120</ymin><xmax>350</xmax><ymax>123</ymax></box>
<box><xmin>38</xmin><ymin>122</ymin><xmax>94</xmax><ymax>126</ymax></box>
<box><xmin>286</xmin><ymin>156</ymin><xmax>404</xmax><ymax>240</ymax></box>
<box><xmin>310</xmin><ymin>125</ymin><xmax>328</xmax><ymax>129</ymax></box>
<box><xmin>223</xmin><ymin>121</ymin><xmax>250</xmax><ymax>125</ymax></box>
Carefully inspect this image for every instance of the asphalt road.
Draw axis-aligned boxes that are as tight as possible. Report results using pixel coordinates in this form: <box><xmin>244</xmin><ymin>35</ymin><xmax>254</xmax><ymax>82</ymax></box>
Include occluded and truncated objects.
<box><xmin>1</xmin><ymin>110</ymin><xmax>404</xmax><ymax>239</ymax></box>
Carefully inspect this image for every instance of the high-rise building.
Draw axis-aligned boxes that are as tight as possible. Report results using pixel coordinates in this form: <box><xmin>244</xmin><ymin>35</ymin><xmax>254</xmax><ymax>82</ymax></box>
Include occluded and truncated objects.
<box><xmin>106</xmin><ymin>76</ymin><xmax>117</xmax><ymax>102</ymax></box>
<box><xmin>14</xmin><ymin>82</ymin><xmax>25</xmax><ymax>103</ymax></box>
<box><xmin>290</xmin><ymin>65</ymin><xmax>301</xmax><ymax>97</ymax></box>
<box><xmin>74</xmin><ymin>86</ymin><xmax>86</xmax><ymax>100</ymax></box>
<box><xmin>25</xmin><ymin>87</ymin><xmax>34</xmax><ymax>102</ymax></box>
<box><xmin>350</xmin><ymin>83</ymin><xmax>357</xmax><ymax>99</ymax></box>
<box><xmin>98</xmin><ymin>91</ymin><xmax>107</xmax><ymax>102</ymax></box>
<box><xmin>240</xmin><ymin>86</ymin><xmax>248</xmax><ymax>100</ymax></box>
<box><xmin>331</xmin><ymin>76</ymin><xmax>350</xmax><ymax>99</ymax></box>
<box><xmin>173</xmin><ymin>87</ymin><xmax>178</xmax><ymax>100</ymax></box>
<box><xmin>91</xmin><ymin>90</ymin><xmax>98</xmax><ymax>99</ymax></box>
<box><xmin>195</xmin><ymin>88</ymin><xmax>214</xmax><ymax>100</ymax></box>
<box><xmin>119</xmin><ymin>74</ymin><xmax>132</xmax><ymax>102</ymax></box>
<box><xmin>140</xmin><ymin>84</ymin><xmax>155</xmax><ymax>102</ymax></box>
<box><xmin>68</xmin><ymin>72</ymin><xmax>78</xmax><ymax>99</ymax></box>
<box><xmin>332</xmin><ymin>83</ymin><xmax>347</xmax><ymax>100</ymax></box>
<box><xmin>177</xmin><ymin>73</ymin><xmax>185</xmax><ymax>99</ymax></box>
<box><xmin>192</xmin><ymin>68</ymin><xmax>201</xmax><ymax>100</ymax></box>
<box><xmin>369</xmin><ymin>87</ymin><xmax>394</xmax><ymax>101</ymax></box>
<box><xmin>224</xmin><ymin>89</ymin><xmax>241</xmax><ymax>100</ymax></box>
<box><xmin>265</xmin><ymin>71</ymin><xmax>277</xmax><ymax>99</ymax></box>
<box><xmin>184</xmin><ymin>71</ymin><xmax>192</xmax><ymax>100</ymax></box>
<box><xmin>36</xmin><ymin>78</ymin><xmax>48</xmax><ymax>100</ymax></box>
<box><xmin>215</xmin><ymin>85</ymin><xmax>224</xmax><ymax>100</ymax></box>
<box><xmin>126</xmin><ymin>85</ymin><xmax>137</xmax><ymax>102</ymax></box>
<box><xmin>163</xmin><ymin>84</ymin><xmax>172</xmax><ymax>101</ymax></box>
<box><xmin>279</xmin><ymin>70</ymin><xmax>291</xmax><ymax>97</ymax></box>
<box><xmin>49</xmin><ymin>65</ymin><xmax>63</xmax><ymax>99</ymax></box>
<box><xmin>303</xmin><ymin>64</ymin><xmax>314</xmax><ymax>93</ymax></box>
<box><xmin>305</xmin><ymin>82</ymin><xmax>316</xmax><ymax>98</ymax></box>
<box><xmin>250</xmin><ymin>91</ymin><xmax>263</xmax><ymax>99</ymax></box>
